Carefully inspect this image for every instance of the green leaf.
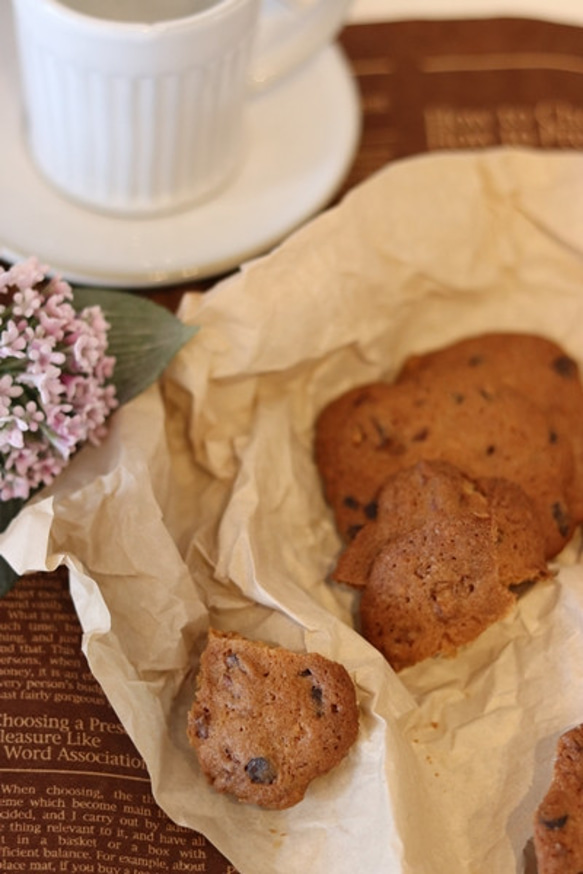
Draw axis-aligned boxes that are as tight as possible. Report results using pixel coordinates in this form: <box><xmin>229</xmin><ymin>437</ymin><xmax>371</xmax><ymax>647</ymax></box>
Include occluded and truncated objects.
<box><xmin>72</xmin><ymin>288</ymin><xmax>198</xmax><ymax>405</ymax></box>
<box><xmin>0</xmin><ymin>555</ymin><xmax>19</xmax><ymax>597</ymax></box>
<box><xmin>0</xmin><ymin>497</ymin><xmax>25</xmax><ymax>532</ymax></box>
<box><xmin>0</xmin><ymin>290</ymin><xmax>197</xmax><ymax>597</ymax></box>
<box><xmin>0</xmin><ymin>497</ymin><xmax>25</xmax><ymax>597</ymax></box>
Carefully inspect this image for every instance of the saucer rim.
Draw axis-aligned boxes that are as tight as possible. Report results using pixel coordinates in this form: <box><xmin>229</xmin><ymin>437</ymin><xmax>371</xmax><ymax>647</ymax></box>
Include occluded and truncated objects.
<box><xmin>0</xmin><ymin>12</ymin><xmax>361</xmax><ymax>289</ymax></box>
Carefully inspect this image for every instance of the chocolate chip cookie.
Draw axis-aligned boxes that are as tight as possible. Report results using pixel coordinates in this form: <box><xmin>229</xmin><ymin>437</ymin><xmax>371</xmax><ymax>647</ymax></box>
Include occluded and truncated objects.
<box><xmin>187</xmin><ymin>630</ymin><xmax>359</xmax><ymax>809</ymax></box>
<box><xmin>534</xmin><ymin>724</ymin><xmax>583</xmax><ymax>874</ymax></box>
<box><xmin>398</xmin><ymin>331</ymin><xmax>583</xmax><ymax>523</ymax></box>
<box><xmin>331</xmin><ymin>460</ymin><xmax>549</xmax><ymax>671</ymax></box>
<box><xmin>315</xmin><ymin>367</ymin><xmax>575</xmax><ymax>557</ymax></box>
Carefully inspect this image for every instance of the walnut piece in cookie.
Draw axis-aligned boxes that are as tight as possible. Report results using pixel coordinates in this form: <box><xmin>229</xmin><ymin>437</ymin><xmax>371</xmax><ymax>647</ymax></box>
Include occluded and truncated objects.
<box><xmin>186</xmin><ymin>629</ymin><xmax>359</xmax><ymax>809</ymax></box>
<box><xmin>534</xmin><ymin>724</ymin><xmax>583</xmax><ymax>874</ymax></box>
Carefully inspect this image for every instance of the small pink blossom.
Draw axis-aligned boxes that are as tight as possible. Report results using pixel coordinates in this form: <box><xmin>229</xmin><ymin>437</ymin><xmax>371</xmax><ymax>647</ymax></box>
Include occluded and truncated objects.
<box><xmin>0</xmin><ymin>258</ymin><xmax>44</xmax><ymax>293</ymax></box>
<box><xmin>0</xmin><ymin>376</ymin><xmax>23</xmax><ymax>417</ymax></box>
<box><xmin>12</xmin><ymin>287</ymin><xmax>43</xmax><ymax>319</ymax></box>
<box><xmin>0</xmin><ymin>258</ymin><xmax>118</xmax><ymax>501</ymax></box>
<box><xmin>0</xmin><ymin>320</ymin><xmax>29</xmax><ymax>358</ymax></box>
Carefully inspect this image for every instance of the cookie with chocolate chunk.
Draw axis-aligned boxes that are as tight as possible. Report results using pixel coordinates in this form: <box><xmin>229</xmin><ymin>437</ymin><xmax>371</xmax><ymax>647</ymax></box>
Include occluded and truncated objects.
<box><xmin>397</xmin><ymin>331</ymin><xmax>583</xmax><ymax>522</ymax></box>
<box><xmin>534</xmin><ymin>724</ymin><xmax>583</xmax><ymax>874</ymax></box>
<box><xmin>332</xmin><ymin>461</ymin><xmax>549</xmax><ymax>671</ymax></box>
<box><xmin>315</xmin><ymin>370</ymin><xmax>575</xmax><ymax>558</ymax></box>
<box><xmin>187</xmin><ymin>630</ymin><xmax>359</xmax><ymax>809</ymax></box>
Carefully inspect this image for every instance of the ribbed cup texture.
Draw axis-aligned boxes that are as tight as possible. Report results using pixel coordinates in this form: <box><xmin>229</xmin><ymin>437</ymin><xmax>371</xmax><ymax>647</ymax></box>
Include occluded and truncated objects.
<box><xmin>21</xmin><ymin>40</ymin><xmax>250</xmax><ymax>215</ymax></box>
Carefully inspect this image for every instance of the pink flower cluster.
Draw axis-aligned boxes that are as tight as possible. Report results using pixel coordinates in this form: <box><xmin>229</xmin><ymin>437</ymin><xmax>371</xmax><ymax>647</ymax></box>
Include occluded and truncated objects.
<box><xmin>0</xmin><ymin>258</ymin><xmax>118</xmax><ymax>501</ymax></box>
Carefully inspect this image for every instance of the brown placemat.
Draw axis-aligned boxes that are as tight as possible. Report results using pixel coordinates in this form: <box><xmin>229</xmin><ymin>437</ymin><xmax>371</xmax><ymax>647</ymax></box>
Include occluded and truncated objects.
<box><xmin>338</xmin><ymin>16</ymin><xmax>583</xmax><ymax>194</ymax></box>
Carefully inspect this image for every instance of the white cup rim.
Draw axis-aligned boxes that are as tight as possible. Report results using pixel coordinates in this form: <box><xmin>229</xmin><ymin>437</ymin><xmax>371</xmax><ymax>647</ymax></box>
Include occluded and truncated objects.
<box><xmin>23</xmin><ymin>0</ymin><xmax>249</xmax><ymax>33</ymax></box>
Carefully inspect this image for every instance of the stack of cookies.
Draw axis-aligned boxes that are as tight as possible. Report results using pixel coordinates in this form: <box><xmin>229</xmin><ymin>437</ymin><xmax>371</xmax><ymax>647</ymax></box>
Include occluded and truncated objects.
<box><xmin>315</xmin><ymin>332</ymin><xmax>583</xmax><ymax>670</ymax></box>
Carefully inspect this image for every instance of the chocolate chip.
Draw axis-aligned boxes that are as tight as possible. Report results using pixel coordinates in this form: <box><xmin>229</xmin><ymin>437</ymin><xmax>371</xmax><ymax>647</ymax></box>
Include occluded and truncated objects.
<box><xmin>245</xmin><ymin>757</ymin><xmax>277</xmax><ymax>784</ymax></box>
<box><xmin>552</xmin><ymin>501</ymin><xmax>571</xmax><ymax>538</ymax></box>
<box><xmin>468</xmin><ymin>355</ymin><xmax>484</xmax><ymax>367</ymax></box>
<box><xmin>194</xmin><ymin>715</ymin><xmax>209</xmax><ymax>740</ymax></box>
<box><xmin>539</xmin><ymin>813</ymin><xmax>569</xmax><ymax>830</ymax></box>
<box><xmin>353</xmin><ymin>391</ymin><xmax>372</xmax><ymax>407</ymax></box>
<box><xmin>412</xmin><ymin>427</ymin><xmax>429</xmax><ymax>442</ymax></box>
<box><xmin>552</xmin><ymin>355</ymin><xmax>577</xmax><ymax>379</ymax></box>
<box><xmin>371</xmin><ymin>417</ymin><xmax>389</xmax><ymax>448</ymax></box>
<box><xmin>311</xmin><ymin>685</ymin><xmax>324</xmax><ymax>717</ymax></box>
<box><xmin>347</xmin><ymin>524</ymin><xmax>363</xmax><ymax>540</ymax></box>
<box><xmin>364</xmin><ymin>501</ymin><xmax>378</xmax><ymax>520</ymax></box>
<box><xmin>299</xmin><ymin>668</ymin><xmax>312</xmax><ymax>677</ymax></box>
<box><xmin>343</xmin><ymin>495</ymin><xmax>360</xmax><ymax>510</ymax></box>
<box><xmin>486</xmin><ymin>444</ymin><xmax>496</xmax><ymax>456</ymax></box>
<box><xmin>549</xmin><ymin>429</ymin><xmax>558</xmax><ymax>444</ymax></box>
<box><xmin>370</xmin><ymin>418</ymin><xmax>406</xmax><ymax>454</ymax></box>
<box><xmin>311</xmin><ymin>686</ymin><xmax>323</xmax><ymax>706</ymax></box>
<box><xmin>452</xmin><ymin>392</ymin><xmax>465</xmax><ymax>404</ymax></box>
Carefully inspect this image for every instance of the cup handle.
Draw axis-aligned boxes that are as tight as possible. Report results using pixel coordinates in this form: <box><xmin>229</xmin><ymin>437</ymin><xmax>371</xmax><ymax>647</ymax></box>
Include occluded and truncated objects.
<box><xmin>249</xmin><ymin>0</ymin><xmax>353</xmax><ymax>90</ymax></box>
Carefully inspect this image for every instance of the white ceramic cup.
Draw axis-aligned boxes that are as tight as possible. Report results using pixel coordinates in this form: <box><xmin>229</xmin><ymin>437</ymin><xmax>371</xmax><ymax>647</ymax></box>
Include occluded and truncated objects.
<box><xmin>10</xmin><ymin>0</ymin><xmax>352</xmax><ymax>216</ymax></box>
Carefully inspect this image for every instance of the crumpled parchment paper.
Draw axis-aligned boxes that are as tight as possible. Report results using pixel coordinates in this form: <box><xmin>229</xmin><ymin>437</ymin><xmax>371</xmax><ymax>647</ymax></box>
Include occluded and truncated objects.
<box><xmin>4</xmin><ymin>147</ymin><xmax>583</xmax><ymax>874</ymax></box>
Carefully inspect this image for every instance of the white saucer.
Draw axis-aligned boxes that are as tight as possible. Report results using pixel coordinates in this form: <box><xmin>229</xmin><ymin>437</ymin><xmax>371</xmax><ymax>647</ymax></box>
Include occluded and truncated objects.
<box><xmin>0</xmin><ymin>4</ymin><xmax>360</xmax><ymax>289</ymax></box>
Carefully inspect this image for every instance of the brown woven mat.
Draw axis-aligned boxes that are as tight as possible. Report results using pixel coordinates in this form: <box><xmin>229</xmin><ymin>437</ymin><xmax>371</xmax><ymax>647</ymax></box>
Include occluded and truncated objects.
<box><xmin>338</xmin><ymin>16</ymin><xmax>583</xmax><ymax>195</ymax></box>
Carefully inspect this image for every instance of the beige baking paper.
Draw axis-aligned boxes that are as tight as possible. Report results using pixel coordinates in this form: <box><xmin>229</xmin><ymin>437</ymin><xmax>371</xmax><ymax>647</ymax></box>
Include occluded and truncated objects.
<box><xmin>4</xmin><ymin>148</ymin><xmax>583</xmax><ymax>874</ymax></box>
